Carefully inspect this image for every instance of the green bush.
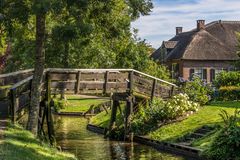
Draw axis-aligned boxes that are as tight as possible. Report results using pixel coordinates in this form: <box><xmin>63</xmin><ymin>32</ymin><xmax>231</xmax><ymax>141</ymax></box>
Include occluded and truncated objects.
<box><xmin>214</xmin><ymin>71</ymin><xmax>240</xmax><ymax>88</ymax></box>
<box><xmin>219</xmin><ymin>86</ymin><xmax>240</xmax><ymax>101</ymax></box>
<box><xmin>132</xmin><ymin>93</ymin><xmax>199</xmax><ymax>135</ymax></box>
<box><xmin>203</xmin><ymin>110</ymin><xmax>240</xmax><ymax>160</ymax></box>
<box><xmin>53</xmin><ymin>99</ymin><xmax>65</xmax><ymax>113</ymax></box>
<box><xmin>182</xmin><ymin>77</ymin><xmax>212</xmax><ymax>105</ymax></box>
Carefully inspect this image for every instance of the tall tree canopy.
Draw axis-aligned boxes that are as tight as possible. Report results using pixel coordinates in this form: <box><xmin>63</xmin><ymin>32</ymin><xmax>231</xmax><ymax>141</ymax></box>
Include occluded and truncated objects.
<box><xmin>0</xmin><ymin>0</ymin><xmax>170</xmax><ymax>134</ymax></box>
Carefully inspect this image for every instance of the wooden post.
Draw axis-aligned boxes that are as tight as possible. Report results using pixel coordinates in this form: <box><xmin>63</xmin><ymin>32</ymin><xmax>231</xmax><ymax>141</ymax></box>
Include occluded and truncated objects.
<box><xmin>109</xmin><ymin>98</ymin><xmax>119</xmax><ymax>134</ymax></box>
<box><xmin>75</xmin><ymin>71</ymin><xmax>81</xmax><ymax>94</ymax></box>
<box><xmin>103</xmin><ymin>71</ymin><xmax>109</xmax><ymax>95</ymax></box>
<box><xmin>170</xmin><ymin>86</ymin><xmax>175</xmax><ymax>97</ymax></box>
<box><xmin>46</xmin><ymin>73</ymin><xmax>51</xmax><ymax>105</ymax></box>
<box><xmin>10</xmin><ymin>89</ymin><xmax>18</xmax><ymax>123</ymax></box>
<box><xmin>151</xmin><ymin>79</ymin><xmax>157</xmax><ymax>101</ymax></box>
<box><xmin>124</xmin><ymin>95</ymin><xmax>133</xmax><ymax>141</ymax></box>
<box><xmin>45</xmin><ymin>73</ymin><xmax>55</xmax><ymax>144</ymax></box>
<box><xmin>128</xmin><ymin>71</ymin><xmax>134</xmax><ymax>93</ymax></box>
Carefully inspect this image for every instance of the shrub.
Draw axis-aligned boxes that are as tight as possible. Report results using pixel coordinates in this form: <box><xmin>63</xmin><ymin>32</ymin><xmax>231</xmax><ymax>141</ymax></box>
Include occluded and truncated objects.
<box><xmin>53</xmin><ymin>99</ymin><xmax>65</xmax><ymax>113</ymax></box>
<box><xmin>203</xmin><ymin>110</ymin><xmax>240</xmax><ymax>160</ymax></box>
<box><xmin>214</xmin><ymin>71</ymin><xmax>240</xmax><ymax>88</ymax></box>
<box><xmin>182</xmin><ymin>77</ymin><xmax>212</xmax><ymax>105</ymax></box>
<box><xmin>166</xmin><ymin>93</ymin><xmax>199</xmax><ymax>119</ymax></box>
<box><xmin>219</xmin><ymin>86</ymin><xmax>240</xmax><ymax>101</ymax></box>
<box><xmin>132</xmin><ymin>93</ymin><xmax>199</xmax><ymax>135</ymax></box>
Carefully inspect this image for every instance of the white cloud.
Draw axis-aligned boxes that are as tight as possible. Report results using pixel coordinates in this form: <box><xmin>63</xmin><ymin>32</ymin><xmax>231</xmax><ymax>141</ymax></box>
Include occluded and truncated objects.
<box><xmin>131</xmin><ymin>0</ymin><xmax>240</xmax><ymax>48</ymax></box>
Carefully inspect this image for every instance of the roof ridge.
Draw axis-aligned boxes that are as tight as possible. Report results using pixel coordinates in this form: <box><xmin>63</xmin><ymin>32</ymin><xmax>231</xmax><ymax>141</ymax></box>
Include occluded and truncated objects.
<box><xmin>205</xmin><ymin>21</ymin><xmax>218</xmax><ymax>28</ymax></box>
<box><xmin>189</xmin><ymin>20</ymin><xmax>240</xmax><ymax>32</ymax></box>
<box><xmin>220</xmin><ymin>20</ymin><xmax>240</xmax><ymax>24</ymax></box>
<box><xmin>189</xmin><ymin>21</ymin><xmax>218</xmax><ymax>31</ymax></box>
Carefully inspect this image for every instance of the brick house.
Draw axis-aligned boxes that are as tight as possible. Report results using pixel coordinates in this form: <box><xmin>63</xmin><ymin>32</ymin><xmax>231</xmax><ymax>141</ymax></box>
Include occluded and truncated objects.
<box><xmin>151</xmin><ymin>20</ymin><xmax>240</xmax><ymax>82</ymax></box>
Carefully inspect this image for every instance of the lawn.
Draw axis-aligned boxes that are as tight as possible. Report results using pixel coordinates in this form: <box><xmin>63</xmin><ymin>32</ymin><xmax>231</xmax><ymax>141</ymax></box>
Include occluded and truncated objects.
<box><xmin>0</xmin><ymin>85</ymin><xmax>11</xmax><ymax>89</ymax></box>
<box><xmin>148</xmin><ymin>101</ymin><xmax>240</xmax><ymax>147</ymax></box>
<box><xmin>55</xmin><ymin>95</ymin><xmax>109</xmax><ymax>112</ymax></box>
<box><xmin>0</xmin><ymin>123</ymin><xmax>76</xmax><ymax>160</ymax></box>
<box><xmin>90</xmin><ymin>103</ymin><xmax>125</xmax><ymax>128</ymax></box>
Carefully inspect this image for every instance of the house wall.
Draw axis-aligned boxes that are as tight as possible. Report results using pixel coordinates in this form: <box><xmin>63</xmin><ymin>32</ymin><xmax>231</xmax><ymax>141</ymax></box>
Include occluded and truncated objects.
<box><xmin>181</xmin><ymin>60</ymin><xmax>234</xmax><ymax>82</ymax></box>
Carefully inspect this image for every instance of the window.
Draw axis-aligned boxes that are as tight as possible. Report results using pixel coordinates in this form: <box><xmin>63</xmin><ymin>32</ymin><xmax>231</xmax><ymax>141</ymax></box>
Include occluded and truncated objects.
<box><xmin>210</xmin><ymin>69</ymin><xmax>215</xmax><ymax>82</ymax></box>
<box><xmin>215</xmin><ymin>69</ymin><xmax>223</xmax><ymax>75</ymax></box>
<box><xmin>189</xmin><ymin>68</ymin><xmax>207</xmax><ymax>81</ymax></box>
<box><xmin>195</xmin><ymin>69</ymin><xmax>203</xmax><ymax>78</ymax></box>
<box><xmin>210</xmin><ymin>68</ymin><xmax>224</xmax><ymax>82</ymax></box>
<box><xmin>171</xmin><ymin>63</ymin><xmax>179</xmax><ymax>78</ymax></box>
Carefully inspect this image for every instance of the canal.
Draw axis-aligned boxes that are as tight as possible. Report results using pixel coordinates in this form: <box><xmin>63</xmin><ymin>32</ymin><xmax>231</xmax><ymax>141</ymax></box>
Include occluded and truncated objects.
<box><xmin>54</xmin><ymin>116</ymin><xmax>187</xmax><ymax>160</ymax></box>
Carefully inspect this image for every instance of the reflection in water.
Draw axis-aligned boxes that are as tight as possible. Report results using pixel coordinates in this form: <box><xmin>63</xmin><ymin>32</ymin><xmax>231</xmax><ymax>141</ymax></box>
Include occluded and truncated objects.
<box><xmin>55</xmin><ymin>116</ymin><xmax>185</xmax><ymax>160</ymax></box>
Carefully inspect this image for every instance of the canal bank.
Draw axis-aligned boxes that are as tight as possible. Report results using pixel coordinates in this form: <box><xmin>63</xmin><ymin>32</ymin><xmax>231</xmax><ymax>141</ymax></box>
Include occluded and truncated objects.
<box><xmin>54</xmin><ymin>116</ymin><xmax>186</xmax><ymax>160</ymax></box>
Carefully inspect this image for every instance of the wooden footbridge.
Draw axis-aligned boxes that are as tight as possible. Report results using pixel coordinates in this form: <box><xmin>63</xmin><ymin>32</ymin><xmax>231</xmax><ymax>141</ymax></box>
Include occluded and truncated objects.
<box><xmin>0</xmin><ymin>68</ymin><xmax>177</xmax><ymax>142</ymax></box>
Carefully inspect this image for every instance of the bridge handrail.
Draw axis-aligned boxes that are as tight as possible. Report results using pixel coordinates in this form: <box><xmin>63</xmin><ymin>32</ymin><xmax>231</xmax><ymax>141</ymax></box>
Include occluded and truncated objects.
<box><xmin>1</xmin><ymin>68</ymin><xmax>177</xmax><ymax>87</ymax></box>
<box><xmin>46</xmin><ymin>68</ymin><xmax>177</xmax><ymax>87</ymax></box>
<box><xmin>10</xmin><ymin>76</ymin><xmax>33</xmax><ymax>90</ymax></box>
<box><xmin>46</xmin><ymin>68</ymin><xmax>133</xmax><ymax>73</ymax></box>
<box><xmin>132</xmin><ymin>69</ymin><xmax>177</xmax><ymax>87</ymax></box>
<box><xmin>0</xmin><ymin>69</ymin><xmax>33</xmax><ymax>78</ymax></box>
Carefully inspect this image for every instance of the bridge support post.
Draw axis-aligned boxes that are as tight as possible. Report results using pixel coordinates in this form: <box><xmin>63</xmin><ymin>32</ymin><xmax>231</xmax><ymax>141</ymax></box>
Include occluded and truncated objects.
<box><xmin>9</xmin><ymin>89</ymin><xmax>18</xmax><ymax>123</ymax></box>
<box><xmin>124</xmin><ymin>94</ymin><xmax>134</xmax><ymax>141</ymax></box>
<box><xmin>151</xmin><ymin>79</ymin><xmax>157</xmax><ymax>102</ymax></box>
<box><xmin>108</xmin><ymin>98</ymin><xmax>119</xmax><ymax>135</ymax></box>
<box><xmin>128</xmin><ymin>71</ymin><xmax>134</xmax><ymax>93</ymax></box>
<box><xmin>103</xmin><ymin>71</ymin><xmax>109</xmax><ymax>95</ymax></box>
<box><xmin>46</xmin><ymin>73</ymin><xmax>55</xmax><ymax>145</ymax></box>
<box><xmin>75</xmin><ymin>71</ymin><xmax>81</xmax><ymax>94</ymax></box>
<box><xmin>170</xmin><ymin>86</ymin><xmax>175</xmax><ymax>97</ymax></box>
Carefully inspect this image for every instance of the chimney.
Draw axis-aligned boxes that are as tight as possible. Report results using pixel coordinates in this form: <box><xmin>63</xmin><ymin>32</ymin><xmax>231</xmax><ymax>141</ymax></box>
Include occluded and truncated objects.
<box><xmin>176</xmin><ymin>27</ymin><xmax>183</xmax><ymax>35</ymax></box>
<box><xmin>197</xmin><ymin>20</ymin><xmax>205</xmax><ymax>31</ymax></box>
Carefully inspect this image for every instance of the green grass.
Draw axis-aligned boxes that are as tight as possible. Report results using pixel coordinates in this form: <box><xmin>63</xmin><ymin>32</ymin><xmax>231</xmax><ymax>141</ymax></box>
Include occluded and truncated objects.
<box><xmin>0</xmin><ymin>123</ymin><xmax>76</xmax><ymax>160</ymax></box>
<box><xmin>0</xmin><ymin>85</ymin><xmax>11</xmax><ymax>89</ymax></box>
<box><xmin>55</xmin><ymin>95</ymin><xmax>108</xmax><ymax>112</ymax></box>
<box><xmin>148</xmin><ymin>101</ymin><xmax>240</xmax><ymax>144</ymax></box>
<box><xmin>90</xmin><ymin>100</ymin><xmax>240</xmax><ymax>150</ymax></box>
<box><xmin>90</xmin><ymin>103</ymin><xmax>125</xmax><ymax>128</ymax></box>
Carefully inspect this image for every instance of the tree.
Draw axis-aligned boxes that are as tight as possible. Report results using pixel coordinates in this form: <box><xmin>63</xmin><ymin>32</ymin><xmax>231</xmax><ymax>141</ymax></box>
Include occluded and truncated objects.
<box><xmin>26</xmin><ymin>0</ymin><xmax>47</xmax><ymax>134</ymax></box>
<box><xmin>1</xmin><ymin>0</ymin><xmax>157</xmax><ymax>135</ymax></box>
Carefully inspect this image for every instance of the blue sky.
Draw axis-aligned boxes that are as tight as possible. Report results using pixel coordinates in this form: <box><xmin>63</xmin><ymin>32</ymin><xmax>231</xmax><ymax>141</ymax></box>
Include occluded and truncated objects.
<box><xmin>131</xmin><ymin>0</ymin><xmax>240</xmax><ymax>48</ymax></box>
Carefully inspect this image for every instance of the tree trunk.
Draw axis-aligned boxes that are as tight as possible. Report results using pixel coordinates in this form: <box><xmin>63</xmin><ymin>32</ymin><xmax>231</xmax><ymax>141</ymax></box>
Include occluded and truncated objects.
<box><xmin>27</xmin><ymin>11</ymin><xmax>46</xmax><ymax>135</ymax></box>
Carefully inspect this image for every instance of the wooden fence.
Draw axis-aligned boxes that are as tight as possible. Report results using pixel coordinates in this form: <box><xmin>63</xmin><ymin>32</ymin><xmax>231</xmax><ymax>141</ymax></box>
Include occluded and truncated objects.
<box><xmin>9</xmin><ymin>76</ymin><xmax>32</xmax><ymax>122</ymax></box>
<box><xmin>0</xmin><ymin>69</ymin><xmax>34</xmax><ymax>118</ymax></box>
<box><xmin>46</xmin><ymin>68</ymin><xmax>178</xmax><ymax>99</ymax></box>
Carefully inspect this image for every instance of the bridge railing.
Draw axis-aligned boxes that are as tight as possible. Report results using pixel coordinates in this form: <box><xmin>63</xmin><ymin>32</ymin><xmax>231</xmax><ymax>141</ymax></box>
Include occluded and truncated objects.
<box><xmin>0</xmin><ymin>68</ymin><xmax>178</xmax><ymax>119</ymax></box>
<box><xmin>0</xmin><ymin>69</ymin><xmax>33</xmax><ymax>118</ymax></box>
<box><xmin>9</xmin><ymin>76</ymin><xmax>33</xmax><ymax>123</ymax></box>
<box><xmin>46</xmin><ymin>68</ymin><xmax>178</xmax><ymax>99</ymax></box>
<box><xmin>0</xmin><ymin>69</ymin><xmax>34</xmax><ymax>86</ymax></box>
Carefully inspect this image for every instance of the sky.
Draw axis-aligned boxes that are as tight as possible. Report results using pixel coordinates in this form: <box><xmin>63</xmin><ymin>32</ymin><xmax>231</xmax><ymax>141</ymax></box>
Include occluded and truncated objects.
<box><xmin>131</xmin><ymin>0</ymin><xmax>240</xmax><ymax>49</ymax></box>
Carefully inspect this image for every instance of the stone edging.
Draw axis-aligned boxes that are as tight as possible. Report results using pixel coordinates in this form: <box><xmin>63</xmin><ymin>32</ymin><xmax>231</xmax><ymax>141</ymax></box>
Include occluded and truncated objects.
<box><xmin>86</xmin><ymin>124</ymin><xmax>204</xmax><ymax>159</ymax></box>
<box><xmin>87</xmin><ymin>124</ymin><xmax>106</xmax><ymax>134</ymax></box>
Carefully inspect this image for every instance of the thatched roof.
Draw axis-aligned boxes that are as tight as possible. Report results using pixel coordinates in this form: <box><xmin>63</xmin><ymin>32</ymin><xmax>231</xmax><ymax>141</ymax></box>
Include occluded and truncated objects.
<box><xmin>150</xmin><ymin>41</ymin><xmax>178</xmax><ymax>60</ymax></box>
<box><xmin>163</xmin><ymin>41</ymin><xmax>178</xmax><ymax>49</ymax></box>
<box><xmin>152</xmin><ymin>20</ymin><xmax>240</xmax><ymax>61</ymax></box>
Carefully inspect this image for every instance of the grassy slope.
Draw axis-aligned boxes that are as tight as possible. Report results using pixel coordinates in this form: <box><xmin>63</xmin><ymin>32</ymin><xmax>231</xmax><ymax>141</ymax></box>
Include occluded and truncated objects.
<box><xmin>149</xmin><ymin>101</ymin><xmax>240</xmax><ymax>147</ymax></box>
<box><xmin>55</xmin><ymin>95</ymin><xmax>108</xmax><ymax>112</ymax></box>
<box><xmin>0</xmin><ymin>123</ymin><xmax>76</xmax><ymax>160</ymax></box>
<box><xmin>90</xmin><ymin>101</ymin><xmax>240</xmax><ymax>150</ymax></box>
<box><xmin>90</xmin><ymin>104</ymin><xmax>125</xmax><ymax>128</ymax></box>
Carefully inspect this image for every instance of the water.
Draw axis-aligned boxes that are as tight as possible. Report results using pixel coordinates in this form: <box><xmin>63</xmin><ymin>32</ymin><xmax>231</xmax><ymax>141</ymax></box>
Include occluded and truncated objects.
<box><xmin>54</xmin><ymin>116</ymin><xmax>186</xmax><ymax>160</ymax></box>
